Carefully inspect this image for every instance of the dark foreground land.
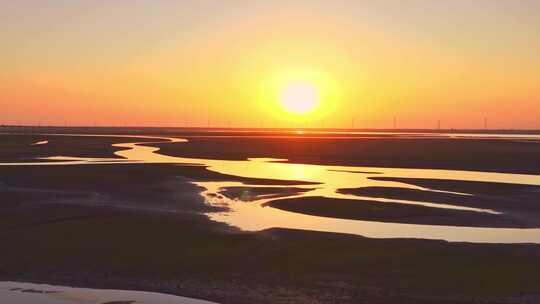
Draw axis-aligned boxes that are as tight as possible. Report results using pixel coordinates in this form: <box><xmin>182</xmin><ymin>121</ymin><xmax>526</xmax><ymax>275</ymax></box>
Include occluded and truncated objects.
<box><xmin>1</xmin><ymin>131</ymin><xmax>540</xmax><ymax>303</ymax></box>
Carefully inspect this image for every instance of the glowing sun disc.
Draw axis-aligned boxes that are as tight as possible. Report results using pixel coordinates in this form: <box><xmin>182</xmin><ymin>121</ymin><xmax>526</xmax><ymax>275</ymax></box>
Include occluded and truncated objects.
<box><xmin>280</xmin><ymin>82</ymin><xmax>320</xmax><ymax>114</ymax></box>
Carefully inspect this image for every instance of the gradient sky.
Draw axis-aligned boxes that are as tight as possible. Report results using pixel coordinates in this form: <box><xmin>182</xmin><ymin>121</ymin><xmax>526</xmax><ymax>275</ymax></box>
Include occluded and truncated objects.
<box><xmin>2</xmin><ymin>0</ymin><xmax>540</xmax><ymax>129</ymax></box>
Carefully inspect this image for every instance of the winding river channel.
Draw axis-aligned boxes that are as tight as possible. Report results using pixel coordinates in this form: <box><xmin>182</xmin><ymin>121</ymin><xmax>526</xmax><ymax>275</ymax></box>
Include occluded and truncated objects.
<box><xmin>2</xmin><ymin>132</ymin><xmax>540</xmax><ymax>243</ymax></box>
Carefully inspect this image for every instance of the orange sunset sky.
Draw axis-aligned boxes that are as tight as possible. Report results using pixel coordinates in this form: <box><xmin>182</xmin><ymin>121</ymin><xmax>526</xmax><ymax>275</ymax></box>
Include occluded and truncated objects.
<box><xmin>1</xmin><ymin>1</ymin><xmax>540</xmax><ymax>129</ymax></box>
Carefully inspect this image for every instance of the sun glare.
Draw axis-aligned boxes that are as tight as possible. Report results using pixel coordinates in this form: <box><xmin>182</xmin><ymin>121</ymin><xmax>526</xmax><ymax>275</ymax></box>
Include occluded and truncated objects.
<box><xmin>280</xmin><ymin>81</ymin><xmax>320</xmax><ymax>114</ymax></box>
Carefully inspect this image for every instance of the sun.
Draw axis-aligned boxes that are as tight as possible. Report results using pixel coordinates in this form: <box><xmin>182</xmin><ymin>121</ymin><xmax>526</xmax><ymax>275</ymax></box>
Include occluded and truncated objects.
<box><xmin>279</xmin><ymin>81</ymin><xmax>320</xmax><ymax>114</ymax></box>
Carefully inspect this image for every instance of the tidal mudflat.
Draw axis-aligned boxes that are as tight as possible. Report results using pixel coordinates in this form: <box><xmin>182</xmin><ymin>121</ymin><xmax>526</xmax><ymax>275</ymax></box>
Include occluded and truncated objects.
<box><xmin>0</xmin><ymin>281</ymin><xmax>217</xmax><ymax>304</ymax></box>
<box><xmin>1</xmin><ymin>129</ymin><xmax>540</xmax><ymax>303</ymax></box>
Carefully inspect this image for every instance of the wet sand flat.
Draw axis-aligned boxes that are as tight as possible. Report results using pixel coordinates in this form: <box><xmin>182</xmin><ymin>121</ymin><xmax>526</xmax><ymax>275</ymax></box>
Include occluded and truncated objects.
<box><xmin>150</xmin><ymin>136</ymin><xmax>540</xmax><ymax>174</ymax></box>
<box><xmin>1</xmin><ymin>131</ymin><xmax>540</xmax><ymax>303</ymax></box>
<box><xmin>0</xmin><ymin>134</ymin><xmax>160</xmax><ymax>161</ymax></box>
<box><xmin>3</xmin><ymin>199</ymin><xmax>540</xmax><ymax>304</ymax></box>
<box><xmin>335</xmin><ymin>182</ymin><xmax>540</xmax><ymax>227</ymax></box>
<box><xmin>266</xmin><ymin>196</ymin><xmax>526</xmax><ymax>228</ymax></box>
<box><xmin>0</xmin><ymin>162</ymin><xmax>539</xmax><ymax>303</ymax></box>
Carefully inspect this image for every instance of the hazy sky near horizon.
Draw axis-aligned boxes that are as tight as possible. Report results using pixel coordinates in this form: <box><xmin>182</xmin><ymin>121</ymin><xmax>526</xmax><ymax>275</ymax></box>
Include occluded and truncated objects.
<box><xmin>2</xmin><ymin>0</ymin><xmax>540</xmax><ymax>128</ymax></box>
